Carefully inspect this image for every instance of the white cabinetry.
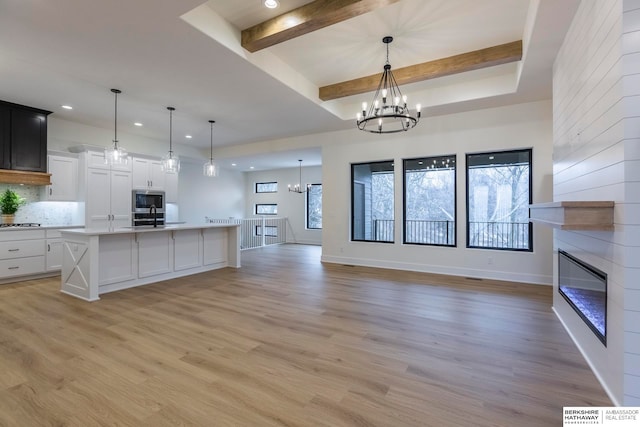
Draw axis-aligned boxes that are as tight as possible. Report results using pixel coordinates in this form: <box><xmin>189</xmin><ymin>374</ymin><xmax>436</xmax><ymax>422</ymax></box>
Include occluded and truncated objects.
<box><xmin>43</xmin><ymin>155</ymin><xmax>78</xmax><ymax>201</ymax></box>
<box><xmin>83</xmin><ymin>151</ymin><xmax>132</xmax><ymax>229</ymax></box>
<box><xmin>45</xmin><ymin>229</ymin><xmax>63</xmax><ymax>271</ymax></box>
<box><xmin>132</xmin><ymin>158</ymin><xmax>164</xmax><ymax>191</ymax></box>
<box><xmin>138</xmin><ymin>232</ymin><xmax>172</xmax><ymax>278</ymax></box>
<box><xmin>0</xmin><ymin>230</ymin><xmax>45</xmax><ymax>280</ymax></box>
<box><xmin>174</xmin><ymin>229</ymin><xmax>201</xmax><ymax>271</ymax></box>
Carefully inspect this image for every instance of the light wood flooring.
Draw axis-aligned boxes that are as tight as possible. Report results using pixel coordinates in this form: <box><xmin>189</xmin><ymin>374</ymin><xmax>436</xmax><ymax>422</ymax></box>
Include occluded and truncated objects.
<box><xmin>0</xmin><ymin>244</ymin><xmax>610</xmax><ymax>426</ymax></box>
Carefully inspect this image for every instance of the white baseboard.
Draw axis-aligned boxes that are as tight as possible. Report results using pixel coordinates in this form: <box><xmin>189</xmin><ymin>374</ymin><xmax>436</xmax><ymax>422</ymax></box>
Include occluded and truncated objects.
<box><xmin>320</xmin><ymin>255</ymin><xmax>552</xmax><ymax>285</ymax></box>
<box><xmin>552</xmin><ymin>307</ymin><xmax>620</xmax><ymax>406</ymax></box>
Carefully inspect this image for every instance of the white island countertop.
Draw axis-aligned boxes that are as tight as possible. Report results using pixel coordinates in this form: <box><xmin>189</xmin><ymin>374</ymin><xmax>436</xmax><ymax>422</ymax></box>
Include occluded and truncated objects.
<box><xmin>60</xmin><ymin>222</ymin><xmax>241</xmax><ymax>301</ymax></box>
<box><xmin>59</xmin><ymin>223</ymin><xmax>239</xmax><ymax>236</ymax></box>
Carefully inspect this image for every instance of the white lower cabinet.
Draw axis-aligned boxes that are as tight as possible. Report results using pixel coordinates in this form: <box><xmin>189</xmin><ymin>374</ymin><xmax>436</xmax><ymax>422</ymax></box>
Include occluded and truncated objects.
<box><xmin>98</xmin><ymin>234</ymin><xmax>136</xmax><ymax>286</ymax></box>
<box><xmin>203</xmin><ymin>228</ymin><xmax>228</xmax><ymax>266</ymax></box>
<box><xmin>45</xmin><ymin>229</ymin><xmax>63</xmax><ymax>272</ymax></box>
<box><xmin>138</xmin><ymin>232</ymin><xmax>172</xmax><ymax>278</ymax></box>
<box><xmin>0</xmin><ymin>230</ymin><xmax>46</xmax><ymax>280</ymax></box>
<box><xmin>46</xmin><ymin>239</ymin><xmax>63</xmax><ymax>271</ymax></box>
<box><xmin>174</xmin><ymin>229</ymin><xmax>201</xmax><ymax>271</ymax></box>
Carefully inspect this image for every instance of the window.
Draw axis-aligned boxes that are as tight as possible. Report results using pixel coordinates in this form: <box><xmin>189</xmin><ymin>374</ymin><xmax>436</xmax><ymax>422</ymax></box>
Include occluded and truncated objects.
<box><xmin>351</xmin><ymin>161</ymin><xmax>394</xmax><ymax>242</ymax></box>
<box><xmin>256</xmin><ymin>182</ymin><xmax>278</xmax><ymax>193</ymax></box>
<box><xmin>404</xmin><ymin>155</ymin><xmax>456</xmax><ymax>246</ymax></box>
<box><xmin>255</xmin><ymin>225</ymin><xmax>278</xmax><ymax>237</ymax></box>
<box><xmin>255</xmin><ymin>204</ymin><xmax>277</xmax><ymax>215</ymax></box>
<box><xmin>306</xmin><ymin>184</ymin><xmax>322</xmax><ymax>229</ymax></box>
<box><xmin>466</xmin><ymin>149</ymin><xmax>532</xmax><ymax>251</ymax></box>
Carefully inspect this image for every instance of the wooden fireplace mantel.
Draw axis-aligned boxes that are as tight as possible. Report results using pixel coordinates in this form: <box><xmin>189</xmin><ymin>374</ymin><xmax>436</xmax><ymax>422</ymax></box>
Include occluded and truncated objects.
<box><xmin>529</xmin><ymin>201</ymin><xmax>614</xmax><ymax>231</ymax></box>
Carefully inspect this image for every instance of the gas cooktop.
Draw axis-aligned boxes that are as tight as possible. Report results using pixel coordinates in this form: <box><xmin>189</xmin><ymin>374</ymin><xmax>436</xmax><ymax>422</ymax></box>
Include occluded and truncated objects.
<box><xmin>0</xmin><ymin>223</ymin><xmax>41</xmax><ymax>228</ymax></box>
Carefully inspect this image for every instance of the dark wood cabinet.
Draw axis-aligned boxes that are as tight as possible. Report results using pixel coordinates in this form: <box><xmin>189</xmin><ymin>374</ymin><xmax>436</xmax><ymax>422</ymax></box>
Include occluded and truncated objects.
<box><xmin>0</xmin><ymin>101</ymin><xmax>51</xmax><ymax>173</ymax></box>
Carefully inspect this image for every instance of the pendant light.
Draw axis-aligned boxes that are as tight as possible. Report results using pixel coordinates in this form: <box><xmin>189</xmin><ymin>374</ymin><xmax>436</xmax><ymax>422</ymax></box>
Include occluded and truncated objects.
<box><xmin>104</xmin><ymin>88</ymin><xmax>129</xmax><ymax>165</ymax></box>
<box><xmin>288</xmin><ymin>159</ymin><xmax>309</xmax><ymax>193</ymax></box>
<box><xmin>162</xmin><ymin>106</ymin><xmax>180</xmax><ymax>174</ymax></box>
<box><xmin>203</xmin><ymin>120</ymin><xmax>219</xmax><ymax>177</ymax></box>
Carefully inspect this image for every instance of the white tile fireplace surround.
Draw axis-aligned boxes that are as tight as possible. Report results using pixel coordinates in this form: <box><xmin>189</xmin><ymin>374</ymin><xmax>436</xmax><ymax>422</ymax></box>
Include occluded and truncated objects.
<box><xmin>551</xmin><ymin>0</ymin><xmax>640</xmax><ymax>406</ymax></box>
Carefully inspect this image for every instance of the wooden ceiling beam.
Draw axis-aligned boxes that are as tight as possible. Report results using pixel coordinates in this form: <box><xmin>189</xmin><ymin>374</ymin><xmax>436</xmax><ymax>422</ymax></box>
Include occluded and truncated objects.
<box><xmin>319</xmin><ymin>40</ymin><xmax>523</xmax><ymax>101</ymax></box>
<box><xmin>241</xmin><ymin>0</ymin><xmax>401</xmax><ymax>53</ymax></box>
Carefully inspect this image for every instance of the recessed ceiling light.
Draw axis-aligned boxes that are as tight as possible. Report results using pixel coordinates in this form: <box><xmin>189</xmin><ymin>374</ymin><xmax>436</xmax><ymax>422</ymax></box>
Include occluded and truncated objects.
<box><xmin>134</xmin><ymin>122</ymin><xmax>143</xmax><ymax>127</ymax></box>
<box><xmin>231</xmin><ymin>163</ymin><xmax>237</xmax><ymax>166</ymax></box>
<box><xmin>249</xmin><ymin>166</ymin><xmax>255</xmax><ymax>169</ymax></box>
<box><xmin>185</xmin><ymin>135</ymin><xmax>192</xmax><ymax>139</ymax></box>
<box><xmin>264</xmin><ymin>0</ymin><xmax>279</xmax><ymax>9</ymax></box>
<box><xmin>61</xmin><ymin>105</ymin><xmax>73</xmax><ymax>110</ymax></box>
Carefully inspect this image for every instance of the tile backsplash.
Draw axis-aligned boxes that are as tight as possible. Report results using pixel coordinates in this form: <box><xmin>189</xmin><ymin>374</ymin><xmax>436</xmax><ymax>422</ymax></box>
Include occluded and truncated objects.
<box><xmin>0</xmin><ymin>184</ymin><xmax>82</xmax><ymax>225</ymax></box>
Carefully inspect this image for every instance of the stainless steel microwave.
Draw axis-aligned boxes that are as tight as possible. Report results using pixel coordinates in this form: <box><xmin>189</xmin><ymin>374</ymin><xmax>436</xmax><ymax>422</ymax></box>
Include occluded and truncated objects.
<box><xmin>132</xmin><ymin>190</ymin><xmax>165</xmax><ymax>213</ymax></box>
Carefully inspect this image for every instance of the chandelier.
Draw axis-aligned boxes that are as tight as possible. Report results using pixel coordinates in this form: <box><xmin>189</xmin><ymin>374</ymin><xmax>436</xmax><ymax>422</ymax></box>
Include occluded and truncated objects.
<box><xmin>288</xmin><ymin>160</ymin><xmax>309</xmax><ymax>193</ymax></box>
<box><xmin>162</xmin><ymin>106</ymin><xmax>180</xmax><ymax>174</ymax></box>
<box><xmin>203</xmin><ymin>120</ymin><xmax>219</xmax><ymax>177</ymax></box>
<box><xmin>104</xmin><ymin>88</ymin><xmax>129</xmax><ymax>165</ymax></box>
<box><xmin>356</xmin><ymin>36</ymin><xmax>421</xmax><ymax>134</ymax></box>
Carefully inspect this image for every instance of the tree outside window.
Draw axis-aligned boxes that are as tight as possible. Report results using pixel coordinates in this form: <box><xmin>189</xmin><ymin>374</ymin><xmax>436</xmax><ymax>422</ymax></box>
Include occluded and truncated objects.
<box><xmin>404</xmin><ymin>155</ymin><xmax>456</xmax><ymax>246</ymax></box>
<box><xmin>256</xmin><ymin>182</ymin><xmax>278</xmax><ymax>193</ymax></box>
<box><xmin>307</xmin><ymin>184</ymin><xmax>322</xmax><ymax>229</ymax></box>
<box><xmin>466</xmin><ymin>149</ymin><xmax>532</xmax><ymax>251</ymax></box>
<box><xmin>255</xmin><ymin>204</ymin><xmax>277</xmax><ymax>215</ymax></box>
<box><xmin>351</xmin><ymin>161</ymin><xmax>394</xmax><ymax>242</ymax></box>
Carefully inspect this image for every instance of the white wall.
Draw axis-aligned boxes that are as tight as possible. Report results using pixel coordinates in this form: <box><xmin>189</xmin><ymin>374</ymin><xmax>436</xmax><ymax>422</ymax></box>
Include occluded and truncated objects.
<box><xmin>552</xmin><ymin>0</ymin><xmax>640</xmax><ymax>406</ymax></box>
<box><xmin>321</xmin><ymin>100</ymin><xmax>554</xmax><ymax>284</ymax></box>
<box><xmin>245</xmin><ymin>166</ymin><xmax>322</xmax><ymax>245</ymax></box>
<box><xmin>178</xmin><ymin>160</ymin><xmax>244</xmax><ymax>224</ymax></box>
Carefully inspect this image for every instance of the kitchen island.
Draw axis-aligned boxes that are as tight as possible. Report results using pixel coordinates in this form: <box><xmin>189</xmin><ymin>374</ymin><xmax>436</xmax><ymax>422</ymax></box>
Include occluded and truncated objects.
<box><xmin>60</xmin><ymin>224</ymin><xmax>240</xmax><ymax>301</ymax></box>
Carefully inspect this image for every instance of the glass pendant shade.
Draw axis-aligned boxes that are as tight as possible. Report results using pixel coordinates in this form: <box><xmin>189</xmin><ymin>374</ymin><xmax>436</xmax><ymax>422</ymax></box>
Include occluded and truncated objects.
<box><xmin>203</xmin><ymin>161</ymin><xmax>218</xmax><ymax>177</ymax></box>
<box><xmin>104</xmin><ymin>88</ymin><xmax>129</xmax><ymax>165</ymax></box>
<box><xmin>104</xmin><ymin>145</ymin><xmax>128</xmax><ymax>166</ymax></box>
<box><xmin>203</xmin><ymin>120</ymin><xmax>219</xmax><ymax>177</ymax></box>
<box><xmin>162</xmin><ymin>106</ymin><xmax>180</xmax><ymax>174</ymax></box>
<box><xmin>162</xmin><ymin>152</ymin><xmax>180</xmax><ymax>174</ymax></box>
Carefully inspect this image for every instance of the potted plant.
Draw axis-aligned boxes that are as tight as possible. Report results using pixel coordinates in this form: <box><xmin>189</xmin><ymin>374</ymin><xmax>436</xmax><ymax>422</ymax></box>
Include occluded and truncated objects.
<box><xmin>0</xmin><ymin>189</ymin><xmax>26</xmax><ymax>224</ymax></box>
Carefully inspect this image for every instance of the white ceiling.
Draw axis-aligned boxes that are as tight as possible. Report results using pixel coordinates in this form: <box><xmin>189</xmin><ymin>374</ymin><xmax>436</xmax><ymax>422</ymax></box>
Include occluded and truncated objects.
<box><xmin>0</xmin><ymin>0</ymin><xmax>579</xmax><ymax>171</ymax></box>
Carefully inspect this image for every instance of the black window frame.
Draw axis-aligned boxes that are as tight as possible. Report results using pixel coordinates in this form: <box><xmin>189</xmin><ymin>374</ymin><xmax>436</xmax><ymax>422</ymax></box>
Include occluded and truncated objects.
<box><xmin>306</xmin><ymin>183</ymin><xmax>322</xmax><ymax>230</ymax></box>
<box><xmin>403</xmin><ymin>154</ymin><xmax>457</xmax><ymax>247</ymax></box>
<box><xmin>465</xmin><ymin>148</ymin><xmax>533</xmax><ymax>252</ymax></box>
<box><xmin>351</xmin><ymin>160</ymin><xmax>395</xmax><ymax>243</ymax></box>
<box><xmin>255</xmin><ymin>203</ymin><xmax>278</xmax><ymax>215</ymax></box>
<box><xmin>255</xmin><ymin>181</ymin><xmax>278</xmax><ymax>193</ymax></box>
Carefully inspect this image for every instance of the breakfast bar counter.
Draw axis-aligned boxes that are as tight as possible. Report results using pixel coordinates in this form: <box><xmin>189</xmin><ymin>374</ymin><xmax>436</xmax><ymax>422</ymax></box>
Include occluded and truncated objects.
<box><xmin>60</xmin><ymin>224</ymin><xmax>240</xmax><ymax>301</ymax></box>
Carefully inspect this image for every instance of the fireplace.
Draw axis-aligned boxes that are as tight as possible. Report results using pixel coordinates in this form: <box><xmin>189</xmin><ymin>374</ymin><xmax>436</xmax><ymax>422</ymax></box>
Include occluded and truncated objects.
<box><xmin>558</xmin><ymin>250</ymin><xmax>607</xmax><ymax>346</ymax></box>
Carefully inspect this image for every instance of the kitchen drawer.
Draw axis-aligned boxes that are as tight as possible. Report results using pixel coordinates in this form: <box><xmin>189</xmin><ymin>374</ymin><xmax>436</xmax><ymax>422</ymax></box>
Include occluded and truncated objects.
<box><xmin>0</xmin><ymin>229</ymin><xmax>45</xmax><ymax>242</ymax></box>
<box><xmin>0</xmin><ymin>256</ymin><xmax>45</xmax><ymax>278</ymax></box>
<box><xmin>0</xmin><ymin>239</ymin><xmax>45</xmax><ymax>259</ymax></box>
<box><xmin>46</xmin><ymin>229</ymin><xmax>62</xmax><ymax>239</ymax></box>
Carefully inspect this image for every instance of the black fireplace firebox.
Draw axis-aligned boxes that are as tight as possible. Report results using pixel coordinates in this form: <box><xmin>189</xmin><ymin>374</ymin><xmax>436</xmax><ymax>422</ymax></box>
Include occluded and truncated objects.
<box><xmin>558</xmin><ymin>250</ymin><xmax>607</xmax><ymax>346</ymax></box>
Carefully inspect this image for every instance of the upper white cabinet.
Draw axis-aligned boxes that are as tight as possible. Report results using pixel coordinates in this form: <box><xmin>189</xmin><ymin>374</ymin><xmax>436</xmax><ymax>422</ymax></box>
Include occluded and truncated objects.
<box><xmin>43</xmin><ymin>155</ymin><xmax>78</xmax><ymax>201</ymax></box>
<box><xmin>132</xmin><ymin>157</ymin><xmax>164</xmax><ymax>191</ymax></box>
<box><xmin>81</xmin><ymin>151</ymin><xmax>132</xmax><ymax>229</ymax></box>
